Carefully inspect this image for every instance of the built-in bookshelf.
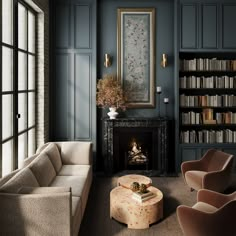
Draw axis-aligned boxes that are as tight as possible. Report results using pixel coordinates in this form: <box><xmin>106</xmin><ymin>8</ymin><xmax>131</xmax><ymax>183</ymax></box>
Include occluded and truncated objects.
<box><xmin>179</xmin><ymin>53</ymin><xmax>236</xmax><ymax>144</ymax></box>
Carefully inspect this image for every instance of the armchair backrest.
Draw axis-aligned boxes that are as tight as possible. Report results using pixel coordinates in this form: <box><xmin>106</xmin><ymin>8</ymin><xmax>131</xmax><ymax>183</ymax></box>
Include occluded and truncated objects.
<box><xmin>204</xmin><ymin>149</ymin><xmax>234</xmax><ymax>172</ymax></box>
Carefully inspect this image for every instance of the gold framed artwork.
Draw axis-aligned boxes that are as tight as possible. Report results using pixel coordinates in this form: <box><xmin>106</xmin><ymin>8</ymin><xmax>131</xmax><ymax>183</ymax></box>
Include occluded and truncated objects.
<box><xmin>117</xmin><ymin>8</ymin><xmax>156</xmax><ymax>108</ymax></box>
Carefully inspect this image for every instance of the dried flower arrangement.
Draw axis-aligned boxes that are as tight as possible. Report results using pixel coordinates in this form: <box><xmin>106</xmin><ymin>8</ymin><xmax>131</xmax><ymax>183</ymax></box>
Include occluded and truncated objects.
<box><xmin>96</xmin><ymin>74</ymin><xmax>126</xmax><ymax>110</ymax></box>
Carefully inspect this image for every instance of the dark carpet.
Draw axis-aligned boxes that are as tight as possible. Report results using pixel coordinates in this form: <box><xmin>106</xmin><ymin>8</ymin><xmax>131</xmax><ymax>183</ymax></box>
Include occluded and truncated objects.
<box><xmin>79</xmin><ymin>174</ymin><xmax>236</xmax><ymax>236</ymax></box>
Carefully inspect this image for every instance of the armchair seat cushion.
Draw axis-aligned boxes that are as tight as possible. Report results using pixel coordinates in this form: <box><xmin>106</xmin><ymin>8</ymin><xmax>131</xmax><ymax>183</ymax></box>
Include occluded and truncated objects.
<box><xmin>185</xmin><ymin>171</ymin><xmax>207</xmax><ymax>191</ymax></box>
<box><xmin>192</xmin><ymin>201</ymin><xmax>217</xmax><ymax>213</ymax></box>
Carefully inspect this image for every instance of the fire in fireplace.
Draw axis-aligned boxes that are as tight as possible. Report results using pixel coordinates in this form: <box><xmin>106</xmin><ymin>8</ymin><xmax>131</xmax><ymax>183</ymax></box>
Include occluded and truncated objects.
<box><xmin>127</xmin><ymin>140</ymin><xmax>148</xmax><ymax>164</ymax></box>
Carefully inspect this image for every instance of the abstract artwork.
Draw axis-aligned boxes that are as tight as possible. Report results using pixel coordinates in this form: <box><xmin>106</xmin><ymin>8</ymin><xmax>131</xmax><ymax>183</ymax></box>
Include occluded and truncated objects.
<box><xmin>117</xmin><ymin>8</ymin><xmax>155</xmax><ymax>108</ymax></box>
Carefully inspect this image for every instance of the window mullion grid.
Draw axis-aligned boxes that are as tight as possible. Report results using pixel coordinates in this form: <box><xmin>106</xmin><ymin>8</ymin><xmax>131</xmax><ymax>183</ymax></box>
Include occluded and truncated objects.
<box><xmin>0</xmin><ymin>0</ymin><xmax>3</xmax><ymax>176</ymax></box>
<box><xmin>14</xmin><ymin>0</ymin><xmax>18</xmax><ymax>169</ymax></box>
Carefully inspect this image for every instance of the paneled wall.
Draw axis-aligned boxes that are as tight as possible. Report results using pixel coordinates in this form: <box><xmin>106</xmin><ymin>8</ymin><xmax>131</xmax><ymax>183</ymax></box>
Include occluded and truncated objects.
<box><xmin>50</xmin><ymin>0</ymin><xmax>97</xmax><ymax>155</ymax></box>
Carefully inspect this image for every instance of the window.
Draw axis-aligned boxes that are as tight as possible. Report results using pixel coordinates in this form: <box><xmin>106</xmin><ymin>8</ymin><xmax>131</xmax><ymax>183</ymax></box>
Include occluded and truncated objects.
<box><xmin>0</xmin><ymin>0</ymin><xmax>36</xmax><ymax>177</ymax></box>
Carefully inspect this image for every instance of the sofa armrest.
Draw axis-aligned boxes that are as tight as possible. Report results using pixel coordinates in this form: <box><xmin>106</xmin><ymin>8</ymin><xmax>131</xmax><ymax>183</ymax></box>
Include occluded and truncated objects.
<box><xmin>55</xmin><ymin>141</ymin><xmax>93</xmax><ymax>165</ymax></box>
<box><xmin>18</xmin><ymin>186</ymin><xmax>71</xmax><ymax>194</ymax></box>
<box><xmin>0</xmin><ymin>192</ymin><xmax>72</xmax><ymax>236</ymax></box>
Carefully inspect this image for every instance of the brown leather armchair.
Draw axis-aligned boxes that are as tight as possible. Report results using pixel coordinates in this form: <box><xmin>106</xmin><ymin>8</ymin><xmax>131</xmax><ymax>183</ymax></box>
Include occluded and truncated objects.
<box><xmin>181</xmin><ymin>149</ymin><xmax>234</xmax><ymax>192</ymax></box>
<box><xmin>177</xmin><ymin>189</ymin><xmax>236</xmax><ymax>236</ymax></box>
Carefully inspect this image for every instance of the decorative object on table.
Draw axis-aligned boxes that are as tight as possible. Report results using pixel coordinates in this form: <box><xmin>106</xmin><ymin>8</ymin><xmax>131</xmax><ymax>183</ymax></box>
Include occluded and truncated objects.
<box><xmin>130</xmin><ymin>182</ymin><xmax>140</xmax><ymax>192</ymax></box>
<box><xmin>104</xmin><ymin>53</ymin><xmax>112</xmax><ymax>67</ymax></box>
<box><xmin>139</xmin><ymin>183</ymin><xmax>148</xmax><ymax>193</ymax></box>
<box><xmin>96</xmin><ymin>74</ymin><xmax>126</xmax><ymax>119</ymax></box>
<box><xmin>164</xmin><ymin>97</ymin><xmax>169</xmax><ymax>117</ymax></box>
<box><xmin>156</xmin><ymin>86</ymin><xmax>162</xmax><ymax>117</ymax></box>
<box><xmin>161</xmin><ymin>53</ymin><xmax>168</xmax><ymax>68</ymax></box>
<box><xmin>132</xmin><ymin>190</ymin><xmax>156</xmax><ymax>202</ymax></box>
<box><xmin>117</xmin><ymin>8</ymin><xmax>155</xmax><ymax>108</ymax></box>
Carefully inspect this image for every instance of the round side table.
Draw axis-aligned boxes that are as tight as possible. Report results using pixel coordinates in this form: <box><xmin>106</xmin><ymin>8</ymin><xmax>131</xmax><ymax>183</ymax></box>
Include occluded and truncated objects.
<box><xmin>110</xmin><ymin>186</ymin><xmax>163</xmax><ymax>229</ymax></box>
<box><xmin>117</xmin><ymin>174</ymin><xmax>152</xmax><ymax>188</ymax></box>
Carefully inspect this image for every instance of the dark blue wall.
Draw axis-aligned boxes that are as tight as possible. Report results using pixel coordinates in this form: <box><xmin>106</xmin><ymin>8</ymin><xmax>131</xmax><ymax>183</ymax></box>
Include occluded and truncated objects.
<box><xmin>98</xmin><ymin>0</ymin><xmax>175</xmax><ymax>118</ymax></box>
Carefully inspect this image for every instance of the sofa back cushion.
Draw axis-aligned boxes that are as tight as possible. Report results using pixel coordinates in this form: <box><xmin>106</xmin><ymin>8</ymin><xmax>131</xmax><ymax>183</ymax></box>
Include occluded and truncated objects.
<box><xmin>40</xmin><ymin>143</ymin><xmax>62</xmax><ymax>173</ymax></box>
<box><xmin>29</xmin><ymin>152</ymin><xmax>56</xmax><ymax>186</ymax></box>
<box><xmin>0</xmin><ymin>167</ymin><xmax>39</xmax><ymax>193</ymax></box>
<box><xmin>56</xmin><ymin>142</ymin><xmax>92</xmax><ymax>165</ymax></box>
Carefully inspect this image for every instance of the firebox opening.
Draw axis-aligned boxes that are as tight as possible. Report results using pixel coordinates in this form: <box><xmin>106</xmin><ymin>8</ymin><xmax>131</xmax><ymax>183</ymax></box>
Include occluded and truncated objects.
<box><xmin>113</xmin><ymin>128</ymin><xmax>153</xmax><ymax>172</ymax></box>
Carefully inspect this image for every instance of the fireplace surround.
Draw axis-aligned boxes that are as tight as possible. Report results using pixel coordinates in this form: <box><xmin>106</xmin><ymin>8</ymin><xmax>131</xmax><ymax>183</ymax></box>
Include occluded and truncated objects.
<box><xmin>103</xmin><ymin>118</ymin><xmax>174</xmax><ymax>175</ymax></box>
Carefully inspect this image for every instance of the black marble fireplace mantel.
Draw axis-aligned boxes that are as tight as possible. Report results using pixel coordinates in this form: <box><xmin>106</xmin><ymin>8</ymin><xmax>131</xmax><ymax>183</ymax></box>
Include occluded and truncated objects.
<box><xmin>103</xmin><ymin>118</ymin><xmax>174</xmax><ymax>176</ymax></box>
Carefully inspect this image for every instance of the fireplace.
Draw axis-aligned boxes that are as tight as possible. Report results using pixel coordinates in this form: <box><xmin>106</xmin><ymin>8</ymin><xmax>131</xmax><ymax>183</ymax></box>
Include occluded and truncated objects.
<box><xmin>103</xmin><ymin>118</ymin><xmax>174</xmax><ymax>175</ymax></box>
<box><xmin>114</xmin><ymin>127</ymin><xmax>153</xmax><ymax>171</ymax></box>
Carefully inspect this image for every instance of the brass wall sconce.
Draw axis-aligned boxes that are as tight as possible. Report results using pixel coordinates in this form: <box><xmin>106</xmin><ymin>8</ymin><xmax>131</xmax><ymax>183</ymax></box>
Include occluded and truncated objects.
<box><xmin>161</xmin><ymin>53</ymin><xmax>167</xmax><ymax>68</ymax></box>
<box><xmin>104</xmin><ymin>53</ymin><xmax>112</xmax><ymax>67</ymax></box>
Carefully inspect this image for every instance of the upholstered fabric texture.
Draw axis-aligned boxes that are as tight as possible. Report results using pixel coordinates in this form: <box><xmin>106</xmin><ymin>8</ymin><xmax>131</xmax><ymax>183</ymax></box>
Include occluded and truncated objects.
<box><xmin>58</xmin><ymin>165</ymin><xmax>91</xmax><ymax>176</ymax></box>
<box><xmin>182</xmin><ymin>149</ymin><xmax>234</xmax><ymax>192</ymax></box>
<box><xmin>177</xmin><ymin>189</ymin><xmax>236</xmax><ymax>236</ymax></box>
<box><xmin>29</xmin><ymin>152</ymin><xmax>56</xmax><ymax>186</ymax></box>
<box><xmin>0</xmin><ymin>141</ymin><xmax>93</xmax><ymax>236</ymax></box>
<box><xmin>0</xmin><ymin>167</ymin><xmax>39</xmax><ymax>193</ymax></box>
<box><xmin>40</xmin><ymin>143</ymin><xmax>62</xmax><ymax>173</ymax></box>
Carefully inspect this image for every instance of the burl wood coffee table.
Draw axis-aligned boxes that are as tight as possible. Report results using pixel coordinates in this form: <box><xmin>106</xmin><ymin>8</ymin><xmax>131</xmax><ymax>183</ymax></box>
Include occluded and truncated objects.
<box><xmin>117</xmin><ymin>174</ymin><xmax>152</xmax><ymax>188</ymax></box>
<box><xmin>110</xmin><ymin>186</ymin><xmax>163</xmax><ymax>229</ymax></box>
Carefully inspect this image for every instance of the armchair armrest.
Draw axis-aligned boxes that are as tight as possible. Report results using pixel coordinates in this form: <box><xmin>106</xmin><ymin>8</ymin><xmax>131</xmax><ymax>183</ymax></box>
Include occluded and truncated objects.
<box><xmin>197</xmin><ymin>189</ymin><xmax>236</xmax><ymax>208</ymax></box>
<box><xmin>181</xmin><ymin>160</ymin><xmax>204</xmax><ymax>176</ymax></box>
<box><xmin>0</xmin><ymin>192</ymin><xmax>72</xmax><ymax>236</ymax></box>
<box><xmin>203</xmin><ymin>168</ymin><xmax>232</xmax><ymax>192</ymax></box>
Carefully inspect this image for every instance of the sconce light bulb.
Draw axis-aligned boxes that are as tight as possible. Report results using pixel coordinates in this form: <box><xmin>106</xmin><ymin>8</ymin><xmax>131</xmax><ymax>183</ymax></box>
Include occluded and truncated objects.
<box><xmin>104</xmin><ymin>54</ymin><xmax>112</xmax><ymax>67</ymax></box>
<box><xmin>161</xmin><ymin>54</ymin><xmax>167</xmax><ymax>68</ymax></box>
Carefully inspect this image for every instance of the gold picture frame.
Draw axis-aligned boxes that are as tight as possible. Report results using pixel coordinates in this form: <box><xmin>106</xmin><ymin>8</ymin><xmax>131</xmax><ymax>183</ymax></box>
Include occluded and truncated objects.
<box><xmin>117</xmin><ymin>8</ymin><xmax>156</xmax><ymax>108</ymax></box>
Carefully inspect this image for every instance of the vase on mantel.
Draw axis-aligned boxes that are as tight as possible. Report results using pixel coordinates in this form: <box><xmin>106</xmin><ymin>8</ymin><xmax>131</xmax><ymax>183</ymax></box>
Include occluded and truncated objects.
<box><xmin>107</xmin><ymin>107</ymin><xmax>118</xmax><ymax>119</ymax></box>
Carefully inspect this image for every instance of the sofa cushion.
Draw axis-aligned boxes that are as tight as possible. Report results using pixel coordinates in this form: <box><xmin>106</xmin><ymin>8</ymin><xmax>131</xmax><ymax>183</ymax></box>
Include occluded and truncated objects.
<box><xmin>58</xmin><ymin>165</ymin><xmax>91</xmax><ymax>176</ymax></box>
<box><xmin>18</xmin><ymin>186</ymin><xmax>71</xmax><ymax>194</ymax></box>
<box><xmin>58</xmin><ymin>142</ymin><xmax>92</xmax><ymax>165</ymax></box>
<box><xmin>50</xmin><ymin>176</ymin><xmax>86</xmax><ymax>197</ymax></box>
<box><xmin>22</xmin><ymin>153</ymin><xmax>39</xmax><ymax>168</ymax></box>
<box><xmin>29</xmin><ymin>152</ymin><xmax>56</xmax><ymax>186</ymax></box>
<box><xmin>0</xmin><ymin>167</ymin><xmax>39</xmax><ymax>193</ymax></box>
<box><xmin>40</xmin><ymin>143</ymin><xmax>62</xmax><ymax>173</ymax></box>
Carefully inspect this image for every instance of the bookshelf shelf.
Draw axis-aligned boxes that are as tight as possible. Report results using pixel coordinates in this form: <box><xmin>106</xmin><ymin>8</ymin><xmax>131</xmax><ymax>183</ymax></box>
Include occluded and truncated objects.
<box><xmin>179</xmin><ymin>53</ymin><xmax>236</xmax><ymax>145</ymax></box>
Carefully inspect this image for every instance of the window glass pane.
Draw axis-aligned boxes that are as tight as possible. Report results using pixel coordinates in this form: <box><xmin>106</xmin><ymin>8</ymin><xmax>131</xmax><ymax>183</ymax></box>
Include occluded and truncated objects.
<box><xmin>2</xmin><ymin>0</ymin><xmax>13</xmax><ymax>45</ymax></box>
<box><xmin>28</xmin><ymin>11</ymin><xmax>35</xmax><ymax>53</ymax></box>
<box><xmin>18</xmin><ymin>133</ymin><xmax>27</xmax><ymax>168</ymax></box>
<box><xmin>18</xmin><ymin>52</ymin><xmax>27</xmax><ymax>91</ymax></box>
<box><xmin>28</xmin><ymin>55</ymin><xmax>35</xmax><ymax>90</ymax></box>
<box><xmin>2</xmin><ymin>95</ymin><xmax>13</xmax><ymax>140</ymax></box>
<box><xmin>28</xmin><ymin>92</ymin><xmax>35</xmax><ymax>127</ymax></box>
<box><xmin>28</xmin><ymin>128</ymin><xmax>35</xmax><ymax>156</ymax></box>
<box><xmin>18</xmin><ymin>3</ymin><xmax>27</xmax><ymax>50</ymax></box>
<box><xmin>2</xmin><ymin>46</ymin><xmax>13</xmax><ymax>92</ymax></box>
<box><xmin>18</xmin><ymin>93</ymin><xmax>27</xmax><ymax>133</ymax></box>
<box><xmin>2</xmin><ymin>140</ymin><xmax>13</xmax><ymax>176</ymax></box>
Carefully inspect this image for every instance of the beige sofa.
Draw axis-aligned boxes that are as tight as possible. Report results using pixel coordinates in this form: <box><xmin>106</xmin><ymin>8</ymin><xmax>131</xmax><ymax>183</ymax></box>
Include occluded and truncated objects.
<box><xmin>0</xmin><ymin>141</ymin><xmax>93</xmax><ymax>236</ymax></box>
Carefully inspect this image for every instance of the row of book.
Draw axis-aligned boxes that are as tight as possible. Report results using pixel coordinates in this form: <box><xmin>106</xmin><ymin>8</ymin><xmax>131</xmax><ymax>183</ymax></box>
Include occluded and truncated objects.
<box><xmin>180</xmin><ymin>76</ymin><xmax>236</xmax><ymax>89</ymax></box>
<box><xmin>181</xmin><ymin>111</ymin><xmax>236</xmax><ymax>125</ymax></box>
<box><xmin>180</xmin><ymin>94</ymin><xmax>236</xmax><ymax>107</ymax></box>
<box><xmin>180</xmin><ymin>129</ymin><xmax>236</xmax><ymax>143</ymax></box>
<box><xmin>180</xmin><ymin>58</ymin><xmax>236</xmax><ymax>71</ymax></box>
